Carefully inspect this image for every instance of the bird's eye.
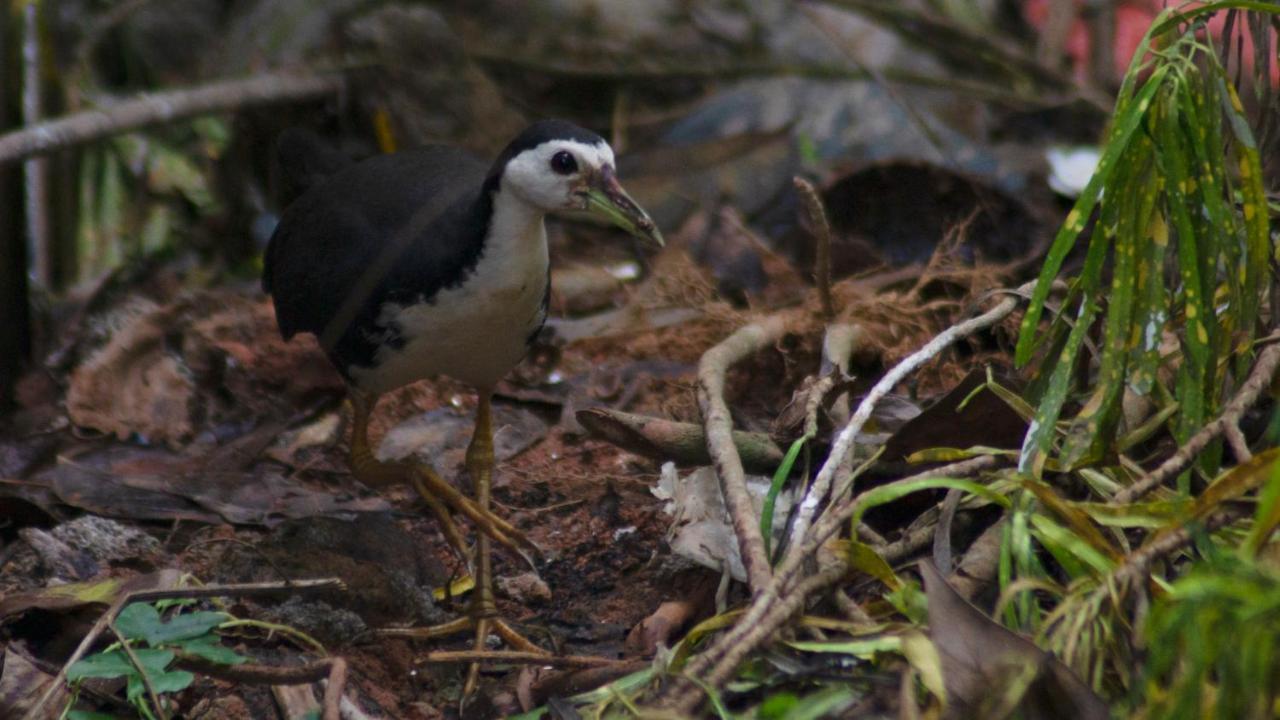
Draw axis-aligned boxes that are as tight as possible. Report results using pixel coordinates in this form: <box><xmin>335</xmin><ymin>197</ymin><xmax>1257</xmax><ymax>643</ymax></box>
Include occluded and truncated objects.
<box><xmin>550</xmin><ymin>151</ymin><xmax>578</xmax><ymax>175</ymax></box>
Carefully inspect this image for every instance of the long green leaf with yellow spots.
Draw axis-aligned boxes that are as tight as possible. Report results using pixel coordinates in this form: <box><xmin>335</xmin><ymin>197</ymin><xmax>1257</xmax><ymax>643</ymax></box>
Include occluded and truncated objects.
<box><xmin>1062</xmin><ymin>137</ymin><xmax>1149</xmax><ymax>467</ymax></box>
<box><xmin>1152</xmin><ymin>87</ymin><xmax>1211</xmax><ymax>460</ymax></box>
<box><xmin>1014</xmin><ymin>66</ymin><xmax>1170</xmax><ymax>367</ymax></box>
<box><xmin>1020</xmin><ymin>297</ymin><xmax>1100</xmax><ymax>477</ymax></box>
<box><xmin>1220</xmin><ymin>77</ymin><xmax>1270</xmax><ymax>331</ymax></box>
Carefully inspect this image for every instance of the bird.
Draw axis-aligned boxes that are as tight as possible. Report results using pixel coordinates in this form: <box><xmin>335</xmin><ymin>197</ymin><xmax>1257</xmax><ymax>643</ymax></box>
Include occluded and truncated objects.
<box><xmin>263</xmin><ymin>119</ymin><xmax>662</xmax><ymax>693</ymax></box>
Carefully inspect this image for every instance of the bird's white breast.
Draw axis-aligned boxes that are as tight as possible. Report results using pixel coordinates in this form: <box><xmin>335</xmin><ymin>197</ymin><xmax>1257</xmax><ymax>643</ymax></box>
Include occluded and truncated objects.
<box><xmin>351</xmin><ymin>188</ymin><xmax>549</xmax><ymax>394</ymax></box>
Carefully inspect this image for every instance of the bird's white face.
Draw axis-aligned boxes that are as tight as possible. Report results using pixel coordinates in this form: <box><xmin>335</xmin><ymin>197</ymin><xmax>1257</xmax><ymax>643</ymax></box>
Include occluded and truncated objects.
<box><xmin>502</xmin><ymin>139</ymin><xmax>616</xmax><ymax>210</ymax></box>
<box><xmin>501</xmin><ymin>138</ymin><xmax>663</xmax><ymax>245</ymax></box>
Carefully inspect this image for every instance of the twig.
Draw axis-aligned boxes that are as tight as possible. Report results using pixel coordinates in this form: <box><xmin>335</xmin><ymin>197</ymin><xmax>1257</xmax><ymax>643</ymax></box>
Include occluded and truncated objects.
<box><xmin>698</xmin><ymin>316</ymin><xmax>790</xmax><ymax>596</ymax></box>
<box><xmin>109</xmin><ymin>620</ymin><xmax>168</xmax><ymax>720</ymax></box>
<box><xmin>822</xmin><ymin>323</ymin><xmax>864</xmax><ymax>430</ymax></box>
<box><xmin>576</xmin><ymin>408</ymin><xmax>784</xmax><ymax>473</ymax></box>
<box><xmin>0</xmin><ymin>71</ymin><xmax>344</xmax><ymax>166</ymax></box>
<box><xmin>323</xmin><ymin>657</ymin><xmax>346</xmax><ymax>720</ymax></box>
<box><xmin>658</xmin><ymin>456</ymin><xmax>999</xmax><ymax>714</ymax></box>
<box><xmin>174</xmin><ymin>654</ymin><xmax>335</xmax><ymax>684</ymax></box>
<box><xmin>660</xmin><ymin>563</ymin><xmax>849</xmax><ymax>714</ymax></box>
<box><xmin>178</xmin><ymin>651</ymin><xmax>348</xmax><ymax>720</ymax></box>
<box><xmin>1225</xmin><ymin>422</ymin><xmax>1253</xmax><ymax>463</ymax></box>
<box><xmin>1113</xmin><ymin>343</ymin><xmax>1280</xmax><ymax>505</ymax></box>
<box><xmin>794</xmin><ymin>178</ymin><xmax>835</xmax><ymax>320</ymax></box>
<box><xmin>419</xmin><ymin>650</ymin><xmax>622</xmax><ymax>667</ymax></box>
<box><xmin>24</xmin><ymin>578</ymin><xmax>344</xmax><ymax>720</ymax></box>
<box><xmin>1110</xmin><ymin>506</ymin><xmax>1248</xmax><ymax>590</ymax></box>
<box><xmin>783</xmin><ymin>285</ymin><xmax>1029</xmax><ymax>569</ymax></box>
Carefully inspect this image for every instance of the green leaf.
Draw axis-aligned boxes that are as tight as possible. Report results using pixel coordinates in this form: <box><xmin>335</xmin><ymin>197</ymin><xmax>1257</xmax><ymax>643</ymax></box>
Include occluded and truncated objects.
<box><xmin>125</xmin><ymin>668</ymin><xmax>193</xmax><ymax>702</ymax></box>
<box><xmin>1029</xmin><ymin>515</ymin><xmax>1116</xmax><ymax>577</ymax></box>
<box><xmin>764</xmin><ymin>687</ymin><xmax>857</xmax><ymax>720</ymax></box>
<box><xmin>1019</xmin><ymin>297</ymin><xmax>1100</xmax><ymax>477</ymax></box>
<box><xmin>174</xmin><ymin>635</ymin><xmax>248</xmax><ymax>665</ymax></box>
<box><xmin>789</xmin><ymin>636</ymin><xmax>902</xmax><ymax>656</ymax></box>
<box><xmin>762</xmin><ymin>436</ymin><xmax>807</xmax><ymax>559</ymax></box>
<box><xmin>117</xmin><ymin>603</ymin><xmax>228</xmax><ymax>646</ymax></box>
<box><xmin>833</xmin><ymin>539</ymin><xmax>901</xmax><ymax>590</ymax></box>
<box><xmin>850</xmin><ymin>478</ymin><xmax>1010</xmax><ymax>529</ymax></box>
<box><xmin>68</xmin><ymin>649</ymin><xmax>174</xmax><ymax>681</ymax></box>
<box><xmin>1015</xmin><ymin>65</ymin><xmax>1169</xmax><ymax>366</ymax></box>
<box><xmin>758</xmin><ymin>692</ymin><xmax>800</xmax><ymax>720</ymax></box>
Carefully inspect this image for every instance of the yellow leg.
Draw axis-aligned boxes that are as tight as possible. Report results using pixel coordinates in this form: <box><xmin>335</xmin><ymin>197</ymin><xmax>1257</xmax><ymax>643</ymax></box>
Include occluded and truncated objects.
<box><xmin>372</xmin><ymin>392</ymin><xmax>549</xmax><ymax>701</ymax></box>
<box><xmin>346</xmin><ymin>390</ymin><xmax>539</xmax><ymax>564</ymax></box>
<box><xmin>461</xmin><ymin>392</ymin><xmax>548</xmax><ymax>698</ymax></box>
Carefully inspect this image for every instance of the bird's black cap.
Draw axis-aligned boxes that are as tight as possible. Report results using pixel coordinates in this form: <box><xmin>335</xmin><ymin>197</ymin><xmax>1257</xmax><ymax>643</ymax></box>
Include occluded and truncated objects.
<box><xmin>484</xmin><ymin>120</ymin><xmax>607</xmax><ymax>191</ymax></box>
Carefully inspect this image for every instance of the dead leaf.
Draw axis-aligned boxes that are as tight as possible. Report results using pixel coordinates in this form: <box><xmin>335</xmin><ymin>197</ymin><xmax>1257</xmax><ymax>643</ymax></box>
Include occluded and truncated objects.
<box><xmin>0</xmin><ymin>646</ymin><xmax>66</xmax><ymax>719</ymax></box>
<box><xmin>652</xmin><ymin>464</ymin><xmax>793</xmax><ymax>582</ymax></box>
<box><xmin>882</xmin><ymin>370</ymin><xmax>1027</xmax><ymax>462</ymax></box>
<box><xmin>920</xmin><ymin>560</ymin><xmax>1106</xmax><ymax>720</ymax></box>
<box><xmin>0</xmin><ymin>569</ymin><xmax>181</xmax><ymax>620</ymax></box>
<box><xmin>66</xmin><ymin>291</ymin><xmax>342</xmax><ymax>447</ymax></box>
<box><xmin>50</xmin><ymin>449</ymin><xmax>389</xmax><ymax>526</ymax></box>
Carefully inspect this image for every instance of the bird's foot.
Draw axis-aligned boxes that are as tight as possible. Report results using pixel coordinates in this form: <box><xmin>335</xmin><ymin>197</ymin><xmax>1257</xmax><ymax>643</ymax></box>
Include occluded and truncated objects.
<box><xmin>350</xmin><ymin>451</ymin><xmax>538</xmax><ymax>566</ymax></box>
<box><xmin>393</xmin><ymin>607</ymin><xmax>550</xmax><ymax>699</ymax></box>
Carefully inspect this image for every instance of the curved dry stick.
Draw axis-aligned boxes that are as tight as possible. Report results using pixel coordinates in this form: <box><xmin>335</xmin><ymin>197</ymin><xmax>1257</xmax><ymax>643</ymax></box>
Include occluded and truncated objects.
<box><xmin>782</xmin><ymin>285</ymin><xmax>1028</xmax><ymax>570</ymax></box>
<box><xmin>698</xmin><ymin>315</ymin><xmax>790</xmax><ymax>596</ymax></box>
<box><xmin>1113</xmin><ymin>342</ymin><xmax>1280</xmax><ymax>505</ymax></box>
<box><xmin>794</xmin><ymin>178</ymin><xmax>835</xmax><ymax>320</ymax></box>
<box><xmin>0</xmin><ymin>71</ymin><xmax>344</xmax><ymax>166</ymax></box>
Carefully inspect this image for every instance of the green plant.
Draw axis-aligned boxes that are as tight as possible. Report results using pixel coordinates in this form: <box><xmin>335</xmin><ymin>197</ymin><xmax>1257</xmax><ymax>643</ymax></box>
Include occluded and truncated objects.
<box><xmin>1016</xmin><ymin>2</ymin><xmax>1277</xmax><ymax>480</ymax></box>
<box><xmin>65</xmin><ymin>602</ymin><xmax>246</xmax><ymax>719</ymax></box>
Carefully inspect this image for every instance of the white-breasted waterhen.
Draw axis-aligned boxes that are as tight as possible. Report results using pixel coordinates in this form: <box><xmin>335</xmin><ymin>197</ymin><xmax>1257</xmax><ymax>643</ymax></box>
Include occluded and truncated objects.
<box><xmin>264</xmin><ymin>120</ymin><xmax>662</xmax><ymax>691</ymax></box>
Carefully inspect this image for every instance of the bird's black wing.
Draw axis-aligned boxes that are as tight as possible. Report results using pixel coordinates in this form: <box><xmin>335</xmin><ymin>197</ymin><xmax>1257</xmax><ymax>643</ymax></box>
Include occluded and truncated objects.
<box><xmin>263</xmin><ymin>146</ymin><xmax>492</xmax><ymax>374</ymax></box>
<box><xmin>275</xmin><ymin>127</ymin><xmax>356</xmax><ymax>201</ymax></box>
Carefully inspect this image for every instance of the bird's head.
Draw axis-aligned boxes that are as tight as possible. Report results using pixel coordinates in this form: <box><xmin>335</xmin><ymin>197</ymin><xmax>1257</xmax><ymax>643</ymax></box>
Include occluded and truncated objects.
<box><xmin>492</xmin><ymin>120</ymin><xmax>664</xmax><ymax>246</ymax></box>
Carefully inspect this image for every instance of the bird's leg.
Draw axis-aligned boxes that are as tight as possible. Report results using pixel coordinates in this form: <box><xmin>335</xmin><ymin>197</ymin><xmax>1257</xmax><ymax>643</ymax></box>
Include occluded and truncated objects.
<box><xmin>346</xmin><ymin>391</ymin><xmax>536</xmax><ymax>563</ymax></box>
<box><xmin>348</xmin><ymin>391</ymin><xmax>470</xmax><ymax>562</ymax></box>
<box><xmin>460</xmin><ymin>391</ymin><xmax>548</xmax><ymax>696</ymax></box>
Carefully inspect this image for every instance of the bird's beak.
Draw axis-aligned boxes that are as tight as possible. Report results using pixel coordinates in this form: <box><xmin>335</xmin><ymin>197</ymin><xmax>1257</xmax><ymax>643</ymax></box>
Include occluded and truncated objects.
<box><xmin>581</xmin><ymin>166</ymin><xmax>664</xmax><ymax>247</ymax></box>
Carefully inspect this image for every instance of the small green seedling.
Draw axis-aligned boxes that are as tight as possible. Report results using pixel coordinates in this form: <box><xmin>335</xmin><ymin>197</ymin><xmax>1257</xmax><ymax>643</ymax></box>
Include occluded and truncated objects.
<box><xmin>65</xmin><ymin>602</ymin><xmax>247</xmax><ymax>719</ymax></box>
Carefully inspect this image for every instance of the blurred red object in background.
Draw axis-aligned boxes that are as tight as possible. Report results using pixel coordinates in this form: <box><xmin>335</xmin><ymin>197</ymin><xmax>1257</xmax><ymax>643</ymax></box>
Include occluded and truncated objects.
<box><xmin>1023</xmin><ymin>0</ymin><xmax>1277</xmax><ymax>84</ymax></box>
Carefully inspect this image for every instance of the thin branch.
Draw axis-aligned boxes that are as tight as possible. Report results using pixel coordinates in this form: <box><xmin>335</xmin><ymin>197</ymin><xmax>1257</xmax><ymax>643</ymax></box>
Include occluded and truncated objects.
<box><xmin>655</xmin><ymin>288</ymin><xmax>1028</xmax><ymax>711</ymax></box>
<box><xmin>782</xmin><ymin>285</ymin><xmax>1028</xmax><ymax>568</ymax></box>
<box><xmin>323</xmin><ymin>657</ymin><xmax>346</xmax><ymax>720</ymax></box>
<box><xmin>657</xmin><ymin>455</ymin><xmax>999</xmax><ymax>714</ymax></box>
<box><xmin>794</xmin><ymin>178</ymin><xmax>835</xmax><ymax>320</ymax></box>
<box><xmin>174</xmin><ymin>654</ymin><xmax>334</xmax><ymax>684</ymax></box>
<box><xmin>576</xmin><ymin>408</ymin><xmax>784</xmax><ymax>473</ymax></box>
<box><xmin>0</xmin><ymin>71</ymin><xmax>344</xmax><ymax>166</ymax></box>
<box><xmin>109</xmin><ymin>621</ymin><xmax>168</xmax><ymax>720</ymax></box>
<box><xmin>419</xmin><ymin>650</ymin><xmax>623</xmax><ymax>667</ymax></box>
<box><xmin>661</xmin><ymin>562</ymin><xmax>849</xmax><ymax>714</ymax></box>
<box><xmin>1113</xmin><ymin>343</ymin><xmax>1280</xmax><ymax>504</ymax></box>
<box><xmin>698</xmin><ymin>316</ymin><xmax>790</xmax><ymax>597</ymax></box>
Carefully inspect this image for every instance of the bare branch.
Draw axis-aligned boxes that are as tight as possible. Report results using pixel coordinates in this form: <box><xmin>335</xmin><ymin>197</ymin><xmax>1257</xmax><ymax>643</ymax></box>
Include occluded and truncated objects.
<box><xmin>783</xmin><ymin>285</ymin><xmax>1028</xmax><ymax>568</ymax></box>
<box><xmin>0</xmin><ymin>71</ymin><xmax>344</xmax><ymax>166</ymax></box>
<box><xmin>1113</xmin><ymin>343</ymin><xmax>1280</xmax><ymax>504</ymax></box>
<box><xmin>698</xmin><ymin>316</ymin><xmax>790</xmax><ymax>597</ymax></box>
<box><xmin>794</xmin><ymin>177</ymin><xmax>835</xmax><ymax>320</ymax></box>
<box><xmin>576</xmin><ymin>408</ymin><xmax>784</xmax><ymax>473</ymax></box>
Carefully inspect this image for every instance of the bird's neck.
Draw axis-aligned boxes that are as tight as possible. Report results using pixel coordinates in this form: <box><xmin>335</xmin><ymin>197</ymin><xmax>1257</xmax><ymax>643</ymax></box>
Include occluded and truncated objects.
<box><xmin>487</xmin><ymin>184</ymin><xmax>546</xmax><ymax>248</ymax></box>
<box><xmin>480</xmin><ymin>182</ymin><xmax>549</xmax><ymax>276</ymax></box>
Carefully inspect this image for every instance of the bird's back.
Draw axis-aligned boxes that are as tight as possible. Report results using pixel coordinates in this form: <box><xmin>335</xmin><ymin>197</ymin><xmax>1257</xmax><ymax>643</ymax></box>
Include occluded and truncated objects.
<box><xmin>264</xmin><ymin>145</ymin><xmax>493</xmax><ymax>376</ymax></box>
